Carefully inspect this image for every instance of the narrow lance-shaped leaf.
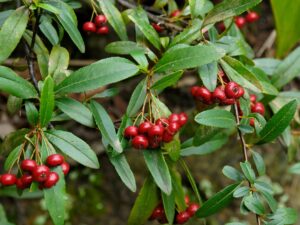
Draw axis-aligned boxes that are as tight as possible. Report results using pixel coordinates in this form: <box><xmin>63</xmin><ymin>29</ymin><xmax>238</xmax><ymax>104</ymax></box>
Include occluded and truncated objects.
<box><xmin>196</xmin><ymin>182</ymin><xmax>241</xmax><ymax>218</ymax></box>
<box><xmin>127</xmin><ymin>177</ymin><xmax>160</xmax><ymax>225</ymax></box>
<box><xmin>258</xmin><ymin>100</ymin><xmax>297</xmax><ymax>144</ymax></box>
<box><xmin>198</xmin><ymin>61</ymin><xmax>218</xmax><ymax>91</ymax></box>
<box><xmin>45</xmin><ymin>130</ymin><xmax>100</xmax><ymax>169</ymax></box>
<box><xmin>39</xmin><ymin>76</ymin><xmax>55</xmax><ymax>127</ymax></box>
<box><xmin>98</xmin><ymin>0</ymin><xmax>128</xmax><ymax>41</ymax></box>
<box><xmin>128</xmin><ymin>7</ymin><xmax>161</xmax><ymax>50</ymax></box>
<box><xmin>48</xmin><ymin>45</ymin><xmax>69</xmax><ymax>84</ymax></box>
<box><xmin>55</xmin><ymin>57</ymin><xmax>139</xmax><ymax>94</ymax></box>
<box><xmin>126</xmin><ymin>79</ymin><xmax>147</xmax><ymax>117</ymax></box>
<box><xmin>90</xmin><ymin>100</ymin><xmax>123</xmax><ymax>153</ymax></box>
<box><xmin>0</xmin><ymin>66</ymin><xmax>38</xmax><ymax>99</ymax></box>
<box><xmin>143</xmin><ymin>150</ymin><xmax>172</xmax><ymax>195</ymax></box>
<box><xmin>154</xmin><ymin>44</ymin><xmax>225</xmax><ymax>73</ymax></box>
<box><xmin>195</xmin><ymin>109</ymin><xmax>236</xmax><ymax>128</ymax></box>
<box><xmin>203</xmin><ymin>0</ymin><xmax>262</xmax><ymax>26</ymax></box>
<box><xmin>25</xmin><ymin>102</ymin><xmax>39</xmax><ymax>126</ymax></box>
<box><xmin>0</xmin><ymin>7</ymin><xmax>29</xmax><ymax>63</ymax></box>
<box><xmin>162</xmin><ymin>191</ymin><xmax>175</xmax><ymax>224</ymax></box>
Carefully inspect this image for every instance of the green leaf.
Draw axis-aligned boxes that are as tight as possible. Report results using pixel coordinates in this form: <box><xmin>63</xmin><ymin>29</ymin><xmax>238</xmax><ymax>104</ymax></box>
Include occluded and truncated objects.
<box><xmin>195</xmin><ymin>109</ymin><xmax>236</xmax><ymax>128</ymax></box>
<box><xmin>151</xmin><ymin>71</ymin><xmax>183</xmax><ymax>91</ymax></box>
<box><xmin>164</xmin><ymin>138</ymin><xmax>181</xmax><ymax>161</ymax></box>
<box><xmin>25</xmin><ymin>102</ymin><xmax>39</xmax><ymax>126</ymax></box>
<box><xmin>90</xmin><ymin>100</ymin><xmax>123</xmax><ymax>153</ymax></box>
<box><xmin>48</xmin><ymin>45</ymin><xmax>69</xmax><ymax>84</ymax></box>
<box><xmin>0</xmin><ymin>66</ymin><xmax>38</xmax><ymax>99</ymax></box>
<box><xmin>222</xmin><ymin>166</ymin><xmax>244</xmax><ymax>181</ymax></box>
<box><xmin>0</xmin><ymin>7</ymin><xmax>29</xmax><ymax>63</ymax></box>
<box><xmin>39</xmin><ymin>76</ymin><xmax>55</xmax><ymax>127</ymax></box>
<box><xmin>127</xmin><ymin>177</ymin><xmax>159</xmax><ymax>225</ymax></box>
<box><xmin>169</xmin><ymin>19</ymin><xmax>202</xmax><ymax>48</ymax></box>
<box><xmin>38</xmin><ymin>3</ymin><xmax>61</xmax><ymax>14</ymax></box>
<box><xmin>55</xmin><ymin>57</ymin><xmax>139</xmax><ymax>94</ymax></box>
<box><xmin>92</xmin><ymin>88</ymin><xmax>119</xmax><ymax>99</ymax></box>
<box><xmin>162</xmin><ymin>191</ymin><xmax>175</xmax><ymax>224</ymax></box>
<box><xmin>261</xmin><ymin>191</ymin><xmax>277</xmax><ymax>212</ymax></box>
<box><xmin>189</xmin><ymin>0</ymin><xmax>205</xmax><ymax>18</ymax></box>
<box><xmin>254</xmin><ymin>58</ymin><xmax>281</xmax><ymax>75</ymax></box>
<box><xmin>109</xmin><ymin>153</ymin><xmax>136</xmax><ymax>192</ymax></box>
<box><xmin>258</xmin><ymin>100</ymin><xmax>297</xmax><ymax>144</ymax></box>
<box><xmin>271</xmin><ymin>1</ymin><xmax>300</xmax><ymax>57</ymax></box>
<box><xmin>1</xmin><ymin>129</ymin><xmax>29</xmax><ymax>155</ymax></box>
<box><xmin>4</xmin><ymin>145</ymin><xmax>21</xmax><ymax>171</ymax></box>
<box><xmin>271</xmin><ymin>47</ymin><xmax>300</xmax><ymax>89</ymax></box>
<box><xmin>98</xmin><ymin>0</ymin><xmax>128</xmax><ymax>41</ymax></box>
<box><xmin>39</xmin><ymin>17</ymin><xmax>59</xmax><ymax>45</ymax></box>
<box><xmin>48</xmin><ymin>0</ymin><xmax>85</xmax><ymax>53</ymax></box>
<box><xmin>0</xmin><ymin>204</ymin><xmax>14</xmax><ymax>225</ymax></box>
<box><xmin>181</xmin><ymin>135</ymin><xmax>228</xmax><ymax>156</ymax></box>
<box><xmin>128</xmin><ymin>7</ymin><xmax>161</xmax><ymax>50</ymax></box>
<box><xmin>154</xmin><ymin>44</ymin><xmax>225</xmax><ymax>73</ymax></box>
<box><xmin>7</xmin><ymin>95</ymin><xmax>22</xmax><ymax>115</ymax></box>
<box><xmin>267</xmin><ymin>207</ymin><xmax>298</xmax><ymax>225</ymax></box>
<box><xmin>240</xmin><ymin>162</ymin><xmax>256</xmax><ymax>184</ymax></box>
<box><xmin>203</xmin><ymin>0</ymin><xmax>262</xmax><ymax>26</ymax></box>
<box><xmin>196</xmin><ymin>182</ymin><xmax>241</xmax><ymax>218</ymax></box>
<box><xmin>143</xmin><ymin>150</ymin><xmax>172</xmax><ymax>195</ymax></box>
<box><xmin>233</xmin><ymin>186</ymin><xmax>250</xmax><ymax>198</ymax></box>
<box><xmin>151</xmin><ymin>96</ymin><xmax>172</xmax><ymax>119</ymax></box>
<box><xmin>244</xmin><ymin>194</ymin><xmax>265</xmax><ymax>215</ymax></box>
<box><xmin>126</xmin><ymin>79</ymin><xmax>147</xmax><ymax>117</ymax></box>
<box><xmin>105</xmin><ymin>41</ymin><xmax>146</xmax><ymax>55</ymax></box>
<box><xmin>254</xmin><ymin>181</ymin><xmax>274</xmax><ymax>195</ymax></box>
<box><xmin>44</xmin><ymin>167</ymin><xmax>65</xmax><ymax>225</ymax></box>
<box><xmin>170</xmin><ymin>169</ymin><xmax>187</xmax><ymax>211</ymax></box>
<box><xmin>251</xmin><ymin>151</ymin><xmax>266</xmax><ymax>176</ymax></box>
<box><xmin>0</xmin><ymin>10</ymin><xmax>14</xmax><ymax>27</ymax></box>
<box><xmin>45</xmin><ymin>130</ymin><xmax>100</xmax><ymax>169</ymax></box>
<box><xmin>23</xmin><ymin>30</ymin><xmax>50</xmax><ymax>79</ymax></box>
<box><xmin>288</xmin><ymin>163</ymin><xmax>300</xmax><ymax>175</ymax></box>
<box><xmin>198</xmin><ymin>61</ymin><xmax>218</xmax><ymax>91</ymax></box>
<box><xmin>56</xmin><ymin>98</ymin><xmax>94</xmax><ymax>127</ymax></box>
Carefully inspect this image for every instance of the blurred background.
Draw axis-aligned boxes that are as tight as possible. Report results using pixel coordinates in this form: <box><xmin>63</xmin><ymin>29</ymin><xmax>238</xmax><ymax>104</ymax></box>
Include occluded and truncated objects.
<box><xmin>1</xmin><ymin>0</ymin><xmax>300</xmax><ymax>224</ymax></box>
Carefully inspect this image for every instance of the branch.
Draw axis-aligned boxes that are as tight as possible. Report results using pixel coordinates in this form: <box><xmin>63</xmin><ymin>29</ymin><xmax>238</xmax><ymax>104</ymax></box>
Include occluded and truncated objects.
<box><xmin>116</xmin><ymin>0</ymin><xmax>183</xmax><ymax>31</ymax></box>
<box><xmin>234</xmin><ymin>103</ymin><xmax>261</xmax><ymax>225</ymax></box>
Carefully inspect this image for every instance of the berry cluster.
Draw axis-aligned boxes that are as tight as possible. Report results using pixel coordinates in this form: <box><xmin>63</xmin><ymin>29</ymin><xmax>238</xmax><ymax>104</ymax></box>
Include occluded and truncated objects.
<box><xmin>235</xmin><ymin>11</ymin><xmax>260</xmax><ymax>28</ymax></box>
<box><xmin>249</xmin><ymin>94</ymin><xmax>265</xmax><ymax>126</ymax></box>
<box><xmin>82</xmin><ymin>15</ymin><xmax>109</xmax><ymax>35</ymax></box>
<box><xmin>124</xmin><ymin>113</ymin><xmax>188</xmax><ymax>150</ymax></box>
<box><xmin>191</xmin><ymin>81</ymin><xmax>245</xmax><ymax>105</ymax></box>
<box><xmin>150</xmin><ymin>196</ymin><xmax>200</xmax><ymax>224</ymax></box>
<box><xmin>0</xmin><ymin>154</ymin><xmax>70</xmax><ymax>190</ymax></box>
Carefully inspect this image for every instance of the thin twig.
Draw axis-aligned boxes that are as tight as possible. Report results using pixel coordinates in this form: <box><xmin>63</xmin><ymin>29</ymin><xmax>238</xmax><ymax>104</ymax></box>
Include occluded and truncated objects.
<box><xmin>116</xmin><ymin>0</ymin><xmax>183</xmax><ymax>31</ymax></box>
<box><xmin>256</xmin><ymin>30</ymin><xmax>276</xmax><ymax>57</ymax></box>
<box><xmin>24</xmin><ymin>42</ymin><xmax>39</xmax><ymax>92</ymax></box>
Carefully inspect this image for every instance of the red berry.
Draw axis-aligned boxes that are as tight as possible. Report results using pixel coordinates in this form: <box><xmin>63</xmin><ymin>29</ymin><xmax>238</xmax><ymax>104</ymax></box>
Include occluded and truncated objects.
<box><xmin>185</xmin><ymin>195</ymin><xmax>190</xmax><ymax>206</ymax></box>
<box><xmin>61</xmin><ymin>162</ymin><xmax>70</xmax><ymax>175</ymax></box>
<box><xmin>148</xmin><ymin>136</ymin><xmax>162</xmax><ymax>149</ymax></box>
<box><xmin>138</xmin><ymin>122</ymin><xmax>153</xmax><ymax>134</ymax></box>
<box><xmin>251</xmin><ymin>102</ymin><xmax>265</xmax><ymax>115</ymax></box>
<box><xmin>194</xmin><ymin>87</ymin><xmax>212</xmax><ymax>104</ymax></box>
<box><xmin>155</xmin><ymin>118</ymin><xmax>169</xmax><ymax>128</ymax></box>
<box><xmin>246</xmin><ymin>11</ymin><xmax>259</xmax><ymax>23</ymax></box>
<box><xmin>169</xmin><ymin>113</ymin><xmax>180</xmax><ymax>123</ymax></box>
<box><xmin>212</xmin><ymin>86</ymin><xmax>227</xmax><ymax>103</ymax></box>
<box><xmin>94</xmin><ymin>15</ymin><xmax>107</xmax><ymax>26</ymax></box>
<box><xmin>162</xmin><ymin>132</ymin><xmax>174</xmax><ymax>143</ymax></box>
<box><xmin>222</xmin><ymin>98</ymin><xmax>235</xmax><ymax>105</ymax></box>
<box><xmin>132</xmin><ymin>135</ymin><xmax>149</xmax><ymax>149</ymax></box>
<box><xmin>21</xmin><ymin>159</ymin><xmax>37</xmax><ymax>172</ymax></box>
<box><xmin>187</xmin><ymin>203</ymin><xmax>200</xmax><ymax>217</ymax></box>
<box><xmin>124</xmin><ymin>126</ymin><xmax>139</xmax><ymax>138</ymax></box>
<box><xmin>82</xmin><ymin>22</ymin><xmax>96</xmax><ymax>32</ymax></box>
<box><xmin>152</xmin><ymin>23</ymin><xmax>163</xmax><ymax>32</ymax></box>
<box><xmin>236</xmin><ymin>87</ymin><xmax>245</xmax><ymax>98</ymax></box>
<box><xmin>46</xmin><ymin>154</ymin><xmax>64</xmax><ymax>167</ymax></box>
<box><xmin>235</xmin><ymin>16</ymin><xmax>246</xmax><ymax>28</ymax></box>
<box><xmin>1</xmin><ymin>174</ymin><xmax>17</xmax><ymax>186</ymax></box>
<box><xmin>167</xmin><ymin>122</ymin><xmax>180</xmax><ymax>135</ymax></box>
<box><xmin>32</xmin><ymin>165</ymin><xmax>50</xmax><ymax>182</ymax></box>
<box><xmin>170</xmin><ymin>10</ymin><xmax>181</xmax><ymax>18</ymax></box>
<box><xmin>97</xmin><ymin>26</ymin><xmax>109</xmax><ymax>35</ymax></box>
<box><xmin>225</xmin><ymin>82</ymin><xmax>241</xmax><ymax>99</ymax></box>
<box><xmin>250</xmin><ymin>94</ymin><xmax>257</xmax><ymax>103</ymax></box>
<box><xmin>191</xmin><ymin>86</ymin><xmax>200</xmax><ymax>97</ymax></box>
<box><xmin>148</xmin><ymin>125</ymin><xmax>164</xmax><ymax>137</ymax></box>
<box><xmin>21</xmin><ymin>174</ymin><xmax>33</xmax><ymax>187</ymax></box>
<box><xmin>178</xmin><ymin>113</ymin><xmax>188</xmax><ymax>126</ymax></box>
<box><xmin>176</xmin><ymin>211</ymin><xmax>190</xmax><ymax>224</ymax></box>
<box><xmin>43</xmin><ymin>172</ymin><xmax>59</xmax><ymax>188</ymax></box>
<box><xmin>218</xmin><ymin>22</ymin><xmax>226</xmax><ymax>32</ymax></box>
<box><xmin>249</xmin><ymin>118</ymin><xmax>255</xmax><ymax>127</ymax></box>
<box><xmin>16</xmin><ymin>179</ymin><xmax>26</xmax><ymax>190</ymax></box>
<box><xmin>150</xmin><ymin>204</ymin><xmax>164</xmax><ymax>220</ymax></box>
